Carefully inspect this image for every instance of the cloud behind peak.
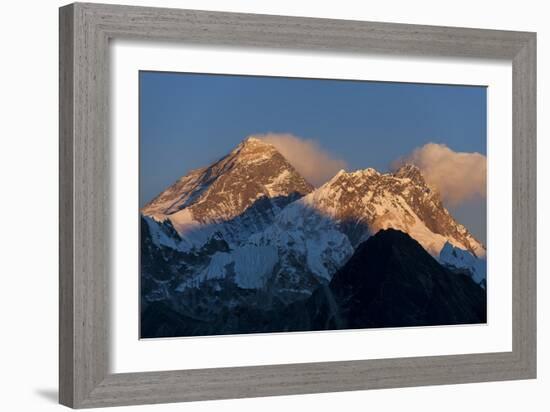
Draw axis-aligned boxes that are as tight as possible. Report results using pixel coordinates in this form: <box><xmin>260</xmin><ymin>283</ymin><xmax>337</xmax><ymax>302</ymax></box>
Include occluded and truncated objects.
<box><xmin>254</xmin><ymin>133</ymin><xmax>348</xmax><ymax>187</ymax></box>
<box><xmin>392</xmin><ymin>142</ymin><xmax>486</xmax><ymax>206</ymax></box>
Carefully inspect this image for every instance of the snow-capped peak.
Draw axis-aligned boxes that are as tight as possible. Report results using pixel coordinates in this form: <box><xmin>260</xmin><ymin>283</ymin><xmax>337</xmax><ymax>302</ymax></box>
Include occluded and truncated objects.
<box><xmin>393</xmin><ymin>163</ymin><xmax>427</xmax><ymax>184</ymax></box>
<box><xmin>241</xmin><ymin>135</ymin><xmax>265</xmax><ymax>145</ymax></box>
<box><xmin>141</xmin><ymin>136</ymin><xmax>314</xmax><ymax>249</ymax></box>
<box><xmin>234</xmin><ymin>135</ymin><xmax>277</xmax><ymax>155</ymax></box>
<box><xmin>293</xmin><ymin>164</ymin><xmax>485</xmax><ymax>257</ymax></box>
<box><xmin>141</xmin><ymin>147</ymin><xmax>487</xmax><ymax>302</ymax></box>
<box><xmin>394</xmin><ymin>163</ymin><xmax>421</xmax><ymax>175</ymax></box>
<box><xmin>321</xmin><ymin>168</ymin><xmax>379</xmax><ymax>190</ymax></box>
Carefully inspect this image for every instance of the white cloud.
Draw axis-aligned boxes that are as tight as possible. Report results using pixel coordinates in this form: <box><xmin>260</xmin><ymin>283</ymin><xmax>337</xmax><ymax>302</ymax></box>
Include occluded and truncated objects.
<box><xmin>393</xmin><ymin>143</ymin><xmax>486</xmax><ymax>206</ymax></box>
<box><xmin>255</xmin><ymin>133</ymin><xmax>347</xmax><ymax>187</ymax></box>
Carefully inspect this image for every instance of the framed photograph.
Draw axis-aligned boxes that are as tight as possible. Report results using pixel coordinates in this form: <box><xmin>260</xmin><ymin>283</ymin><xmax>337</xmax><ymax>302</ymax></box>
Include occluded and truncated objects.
<box><xmin>59</xmin><ymin>2</ymin><xmax>536</xmax><ymax>408</ymax></box>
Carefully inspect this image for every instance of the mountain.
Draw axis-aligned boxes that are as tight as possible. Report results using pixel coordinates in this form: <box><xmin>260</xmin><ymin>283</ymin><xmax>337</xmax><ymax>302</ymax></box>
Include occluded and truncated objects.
<box><xmin>304</xmin><ymin>229</ymin><xmax>487</xmax><ymax>330</ymax></box>
<box><xmin>439</xmin><ymin>242</ymin><xmax>487</xmax><ymax>288</ymax></box>
<box><xmin>161</xmin><ymin>162</ymin><xmax>485</xmax><ymax>299</ymax></box>
<box><xmin>194</xmin><ymin>201</ymin><xmax>354</xmax><ymax>299</ymax></box>
<box><xmin>140</xmin><ymin>137</ymin><xmax>318</xmax><ymax>308</ymax></box>
<box><xmin>142</xmin><ymin>137</ymin><xmax>313</xmax><ymax>250</ymax></box>
<box><xmin>294</xmin><ymin>165</ymin><xmax>485</xmax><ymax>257</ymax></box>
<box><xmin>141</xmin><ymin>229</ymin><xmax>486</xmax><ymax>337</ymax></box>
<box><xmin>140</xmin><ymin>136</ymin><xmax>487</xmax><ymax>338</ymax></box>
<box><xmin>194</xmin><ymin>164</ymin><xmax>486</xmax><ymax>298</ymax></box>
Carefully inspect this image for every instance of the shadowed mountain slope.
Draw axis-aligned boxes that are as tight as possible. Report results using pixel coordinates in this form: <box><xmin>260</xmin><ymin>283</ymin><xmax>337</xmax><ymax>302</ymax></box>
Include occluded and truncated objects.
<box><xmin>141</xmin><ymin>229</ymin><xmax>486</xmax><ymax>337</ymax></box>
<box><xmin>305</xmin><ymin>229</ymin><xmax>487</xmax><ymax>330</ymax></box>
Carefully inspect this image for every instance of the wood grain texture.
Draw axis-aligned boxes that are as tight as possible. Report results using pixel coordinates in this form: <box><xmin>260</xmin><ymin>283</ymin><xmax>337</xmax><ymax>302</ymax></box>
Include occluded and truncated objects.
<box><xmin>512</xmin><ymin>34</ymin><xmax>537</xmax><ymax>374</ymax></box>
<box><xmin>60</xmin><ymin>3</ymin><xmax>110</xmax><ymax>407</ymax></box>
<box><xmin>58</xmin><ymin>2</ymin><xmax>537</xmax><ymax>408</ymax></box>
<box><xmin>59</xmin><ymin>4</ymin><xmax>75</xmax><ymax>406</ymax></box>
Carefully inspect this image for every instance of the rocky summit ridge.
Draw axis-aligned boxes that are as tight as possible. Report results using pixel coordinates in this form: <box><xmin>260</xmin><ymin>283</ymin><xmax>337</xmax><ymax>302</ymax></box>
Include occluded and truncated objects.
<box><xmin>140</xmin><ymin>136</ymin><xmax>487</xmax><ymax>337</ymax></box>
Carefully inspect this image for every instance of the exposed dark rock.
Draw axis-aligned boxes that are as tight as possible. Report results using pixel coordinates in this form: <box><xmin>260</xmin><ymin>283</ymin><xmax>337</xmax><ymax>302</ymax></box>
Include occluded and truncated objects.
<box><xmin>140</xmin><ymin>229</ymin><xmax>486</xmax><ymax>337</ymax></box>
<box><xmin>138</xmin><ymin>137</ymin><xmax>486</xmax><ymax>338</ymax></box>
<box><xmin>318</xmin><ymin>229</ymin><xmax>487</xmax><ymax>328</ymax></box>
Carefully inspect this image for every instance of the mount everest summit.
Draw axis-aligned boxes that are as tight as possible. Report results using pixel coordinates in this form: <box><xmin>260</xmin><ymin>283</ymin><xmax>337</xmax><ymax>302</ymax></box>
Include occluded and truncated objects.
<box><xmin>140</xmin><ymin>136</ymin><xmax>487</xmax><ymax>337</ymax></box>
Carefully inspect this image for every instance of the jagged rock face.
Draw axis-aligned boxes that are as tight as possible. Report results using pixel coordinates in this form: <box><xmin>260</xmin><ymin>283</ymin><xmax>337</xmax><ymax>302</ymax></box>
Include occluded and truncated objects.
<box><xmin>141</xmin><ymin>229</ymin><xmax>486</xmax><ymax>337</ymax></box>
<box><xmin>393</xmin><ymin>165</ymin><xmax>485</xmax><ymax>257</ymax></box>
<box><xmin>139</xmin><ymin>136</ymin><xmax>487</xmax><ymax>338</ymax></box>
<box><xmin>298</xmin><ymin>165</ymin><xmax>485</xmax><ymax>257</ymax></box>
<box><xmin>142</xmin><ymin>137</ymin><xmax>313</xmax><ymax>226</ymax></box>
<box><xmin>140</xmin><ymin>137</ymin><xmax>323</xmax><ymax>308</ymax></box>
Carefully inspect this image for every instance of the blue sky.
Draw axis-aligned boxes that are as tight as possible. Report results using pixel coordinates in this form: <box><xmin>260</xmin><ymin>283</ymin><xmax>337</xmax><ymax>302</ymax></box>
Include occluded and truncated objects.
<box><xmin>140</xmin><ymin>71</ymin><xmax>486</xmax><ymax>242</ymax></box>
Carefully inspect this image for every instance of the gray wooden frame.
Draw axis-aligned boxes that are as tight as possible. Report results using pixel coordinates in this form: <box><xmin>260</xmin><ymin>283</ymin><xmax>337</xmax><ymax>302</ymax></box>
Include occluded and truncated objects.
<box><xmin>59</xmin><ymin>2</ymin><xmax>536</xmax><ymax>409</ymax></box>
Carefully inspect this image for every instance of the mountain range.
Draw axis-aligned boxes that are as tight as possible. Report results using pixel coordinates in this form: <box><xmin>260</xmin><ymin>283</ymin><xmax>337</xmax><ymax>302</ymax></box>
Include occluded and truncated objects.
<box><xmin>140</xmin><ymin>136</ymin><xmax>487</xmax><ymax>337</ymax></box>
